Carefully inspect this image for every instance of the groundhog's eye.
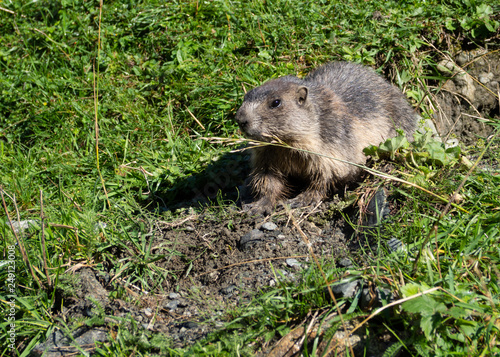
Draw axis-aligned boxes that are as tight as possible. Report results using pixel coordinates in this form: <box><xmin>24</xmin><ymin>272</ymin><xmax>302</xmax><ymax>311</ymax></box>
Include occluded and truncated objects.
<box><xmin>270</xmin><ymin>99</ymin><xmax>281</xmax><ymax>108</ymax></box>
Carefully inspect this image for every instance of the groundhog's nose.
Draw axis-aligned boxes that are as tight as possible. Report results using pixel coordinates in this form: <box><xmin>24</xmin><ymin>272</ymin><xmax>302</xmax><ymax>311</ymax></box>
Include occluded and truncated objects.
<box><xmin>235</xmin><ymin>108</ymin><xmax>249</xmax><ymax>129</ymax></box>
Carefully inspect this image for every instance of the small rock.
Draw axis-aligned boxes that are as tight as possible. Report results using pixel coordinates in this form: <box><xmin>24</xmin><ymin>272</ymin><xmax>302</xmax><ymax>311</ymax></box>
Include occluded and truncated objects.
<box><xmin>338</xmin><ymin>258</ymin><xmax>353</xmax><ymax>268</ymax></box>
<box><xmin>285</xmin><ymin>258</ymin><xmax>301</xmax><ymax>268</ymax></box>
<box><xmin>417</xmin><ymin>118</ymin><xmax>441</xmax><ymax>141</ymax></box>
<box><xmin>445</xmin><ymin>138</ymin><xmax>460</xmax><ymax>149</ymax></box>
<box><xmin>455</xmin><ymin>53</ymin><xmax>469</xmax><ymax>66</ymax></box>
<box><xmin>239</xmin><ymin>229</ymin><xmax>265</xmax><ymax>250</ymax></box>
<box><xmin>7</xmin><ymin>220</ymin><xmax>39</xmax><ymax>233</ymax></box>
<box><xmin>437</xmin><ymin>59</ymin><xmax>476</xmax><ymax>101</ymax></box>
<box><xmin>166</xmin><ymin>300</ymin><xmax>179</xmax><ymax>310</ymax></box>
<box><xmin>330</xmin><ymin>280</ymin><xmax>360</xmax><ymax>299</ymax></box>
<box><xmin>179</xmin><ymin>321</ymin><xmax>198</xmax><ymax>329</ymax></box>
<box><xmin>144</xmin><ymin>307</ymin><xmax>153</xmax><ymax>317</ymax></box>
<box><xmin>333</xmin><ymin>330</ymin><xmax>361</xmax><ymax>347</ymax></box>
<box><xmin>279</xmin><ymin>269</ymin><xmax>289</xmax><ymax>276</ymax></box>
<box><xmin>363</xmin><ymin>188</ymin><xmax>389</xmax><ymax>227</ymax></box>
<box><xmin>31</xmin><ymin>327</ymin><xmax>108</xmax><ymax>357</ymax></box>
<box><xmin>261</xmin><ymin>222</ymin><xmax>278</xmax><ymax>231</ymax></box>
<box><xmin>387</xmin><ymin>237</ymin><xmax>404</xmax><ymax>252</ymax></box>
<box><xmin>169</xmin><ymin>292</ymin><xmax>180</xmax><ymax>299</ymax></box>
<box><xmin>220</xmin><ymin>284</ymin><xmax>238</xmax><ymax>296</ymax></box>
<box><xmin>478</xmin><ymin>72</ymin><xmax>494</xmax><ymax>84</ymax></box>
<box><xmin>177</xmin><ymin>299</ymin><xmax>188</xmax><ymax>308</ymax></box>
<box><xmin>184</xmin><ymin>225</ymin><xmax>195</xmax><ymax>232</ymax></box>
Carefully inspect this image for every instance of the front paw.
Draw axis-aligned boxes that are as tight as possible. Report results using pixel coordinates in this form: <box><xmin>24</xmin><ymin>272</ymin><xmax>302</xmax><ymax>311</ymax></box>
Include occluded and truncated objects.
<box><xmin>243</xmin><ymin>197</ymin><xmax>275</xmax><ymax>216</ymax></box>
<box><xmin>289</xmin><ymin>190</ymin><xmax>324</xmax><ymax>208</ymax></box>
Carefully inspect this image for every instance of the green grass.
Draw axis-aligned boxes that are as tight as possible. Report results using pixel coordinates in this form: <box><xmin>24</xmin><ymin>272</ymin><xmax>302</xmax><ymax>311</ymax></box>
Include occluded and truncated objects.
<box><xmin>1</xmin><ymin>0</ymin><xmax>499</xmax><ymax>355</ymax></box>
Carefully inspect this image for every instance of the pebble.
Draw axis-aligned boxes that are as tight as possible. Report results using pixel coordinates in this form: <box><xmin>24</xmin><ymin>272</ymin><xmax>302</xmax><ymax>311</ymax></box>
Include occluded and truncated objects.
<box><xmin>31</xmin><ymin>328</ymin><xmax>108</xmax><ymax>357</ymax></box>
<box><xmin>220</xmin><ymin>284</ymin><xmax>238</xmax><ymax>296</ymax></box>
<box><xmin>363</xmin><ymin>188</ymin><xmax>389</xmax><ymax>227</ymax></box>
<box><xmin>239</xmin><ymin>229</ymin><xmax>265</xmax><ymax>250</ymax></box>
<box><xmin>285</xmin><ymin>258</ymin><xmax>301</xmax><ymax>268</ymax></box>
<box><xmin>445</xmin><ymin>138</ymin><xmax>460</xmax><ymax>149</ymax></box>
<box><xmin>387</xmin><ymin>237</ymin><xmax>404</xmax><ymax>252</ymax></box>
<box><xmin>144</xmin><ymin>308</ymin><xmax>153</xmax><ymax>317</ymax></box>
<box><xmin>478</xmin><ymin>72</ymin><xmax>494</xmax><ymax>84</ymax></box>
<box><xmin>333</xmin><ymin>330</ymin><xmax>361</xmax><ymax>346</ymax></box>
<box><xmin>330</xmin><ymin>280</ymin><xmax>360</xmax><ymax>299</ymax></box>
<box><xmin>7</xmin><ymin>220</ymin><xmax>39</xmax><ymax>233</ymax></box>
<box><xmin>338</xmin><ymin>258</ymin><xmax>353</xmax><ymax>268</ymax></box>
<box><xmin>261</xmin><ymin>222</ymin><xmax>278</xmax><ymax>231</ymax></box>
<box><xmin>166</xmin><ymin>300</ymin><xmax>179</xmax><ymax>310</ymax></box>
<box><xmin>169</xmin><ymin>292</ymin><xmax>180</xmax><ymax>299</ymax></box>
<box><xmin>179</xmin><ymin>321</ymin><xmax>199</xmax><ymax>329</ymax></box>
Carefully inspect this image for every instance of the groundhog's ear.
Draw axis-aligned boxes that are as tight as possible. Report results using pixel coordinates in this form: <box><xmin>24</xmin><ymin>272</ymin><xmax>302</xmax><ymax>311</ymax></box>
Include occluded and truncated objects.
<box><xmin>297</xmin><ymin>87</ymin><xmax>308</xmax><ymax>105</ymax></box>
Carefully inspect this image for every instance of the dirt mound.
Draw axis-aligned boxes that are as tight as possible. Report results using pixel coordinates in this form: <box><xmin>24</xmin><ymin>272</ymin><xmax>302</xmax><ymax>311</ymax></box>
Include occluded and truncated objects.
<box><xmin>432</xmin><ymin>50</ymin><xmax>499</xmax><ymax>144</ymax></box>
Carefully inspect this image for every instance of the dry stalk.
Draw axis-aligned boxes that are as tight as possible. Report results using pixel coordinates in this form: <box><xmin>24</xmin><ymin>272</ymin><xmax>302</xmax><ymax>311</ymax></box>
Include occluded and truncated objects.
<box><xmin>93</xmin><ymin>0</ymin><xmax>111</xmax><ymax>209</ymax></box>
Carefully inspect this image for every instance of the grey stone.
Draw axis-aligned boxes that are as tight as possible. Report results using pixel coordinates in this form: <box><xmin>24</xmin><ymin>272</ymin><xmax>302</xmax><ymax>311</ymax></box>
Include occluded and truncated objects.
<box><xmin>31</xmin><ymin>327</ymin><xmax>108</xmax><ymax>357</ymax></box>
<box><xmin>169</xmin><ymin>292</ymin><xmax>180</xmax><ymax>299</ymax></box>
<box><xmin>363</xmin><ymin>188</ymin><xmax>389</xmax><ymax>227</ymax></box>
<box><xmin>166</xmin><ymin>300</ymin><xmax>179</xmax><ymax>310</ymax></box>
<box><xmin>261</xmin><ymin>222</ymin><xmax>278</xmax><ymax>231</ymax></box>
<box><xmin>239</xmin><ymin>229</ymin><xmax>265</xmax><ymax>250</ymax></box>
<box><xmin>330</xmin><ymin>280</ymin><xmax>360</xmax><ymax>299</ymax></box>
<box><xmin>7</xmin><ymin>220</ymin><xmax>39</xmax><ymax>233</ymax></box>
<box><xmin>445</xmin><ymin>138</ymin><xmax>460</xmax><ymax>149</ymax></box>
<box><xmin>285</xmin><ymin>258</ymin><xmax>301</xmax><ymax>268</ymax></box>
<box><xmin>387</xmin><ymin>237</ymin><xmax>404</xmax><ymax>252</ymax></box>
<box><xmin>338</xmin><ymin>258</ymin><xmax>353</xmax><ymax>268</ymax></box>
<box><xmin>220</xmin><ymin>284</ymin><xmax>238</xmax><ymax>296</ymax></box>
<box><xmin>479</xmin><ymin>72</ymin><xmax>494</xmax><ymax>84</ymax></box>
<box><xmin>417</xmin><ymin>118</ymin><xmax>441</xmax><ymax>141</ymax></box>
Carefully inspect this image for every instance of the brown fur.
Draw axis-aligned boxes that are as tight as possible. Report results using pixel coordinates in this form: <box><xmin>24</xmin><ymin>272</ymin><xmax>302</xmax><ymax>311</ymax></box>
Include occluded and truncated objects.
<box><xmin>235</xmin><ymin>61</ymin><xmax>417</xmax><ymax>213</ymax></box>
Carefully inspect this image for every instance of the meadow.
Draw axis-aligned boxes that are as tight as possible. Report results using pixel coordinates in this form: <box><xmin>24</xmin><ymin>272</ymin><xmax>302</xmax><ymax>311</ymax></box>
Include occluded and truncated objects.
<box><xmin>1</xmin><ymin>0</ymin><xmax>499</xmax><ymax>355</ymax></box>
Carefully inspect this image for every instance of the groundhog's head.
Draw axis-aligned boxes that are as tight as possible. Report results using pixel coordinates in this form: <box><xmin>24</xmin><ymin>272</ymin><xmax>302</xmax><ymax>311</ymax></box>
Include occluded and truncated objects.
<box><xmin>235</xmin><ymin>76</ymin><xmax>318</xmax><ymax>144</ymax></box>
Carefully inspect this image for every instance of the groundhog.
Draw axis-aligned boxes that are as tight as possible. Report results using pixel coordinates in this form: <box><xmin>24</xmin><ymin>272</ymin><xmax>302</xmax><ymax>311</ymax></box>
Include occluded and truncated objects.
<box><xmin>235</xmin><ymin>61</ymin><xmax>417</xmax><ymax>214</ymax></box>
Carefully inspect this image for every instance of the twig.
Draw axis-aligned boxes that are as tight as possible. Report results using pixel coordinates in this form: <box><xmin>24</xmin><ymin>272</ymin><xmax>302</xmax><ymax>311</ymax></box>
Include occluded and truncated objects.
<box><xmin>93</xmin><ymin>0</ymin><xmax>111</xmax><ymax>209</ymax></box>
<box><xmin>0</xmin><ymin>6</ymin><xmax>14</xmax><ymax>14</ymax></box>
<box><xmin>31</xmin><ymin>28</ymin><xmax>70</xmax><ymax>59</ymax></box>
<box><xmin>185</xmin><ymin>106</ymin><xmax>205</xmax><ymax>130</ymax></box>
